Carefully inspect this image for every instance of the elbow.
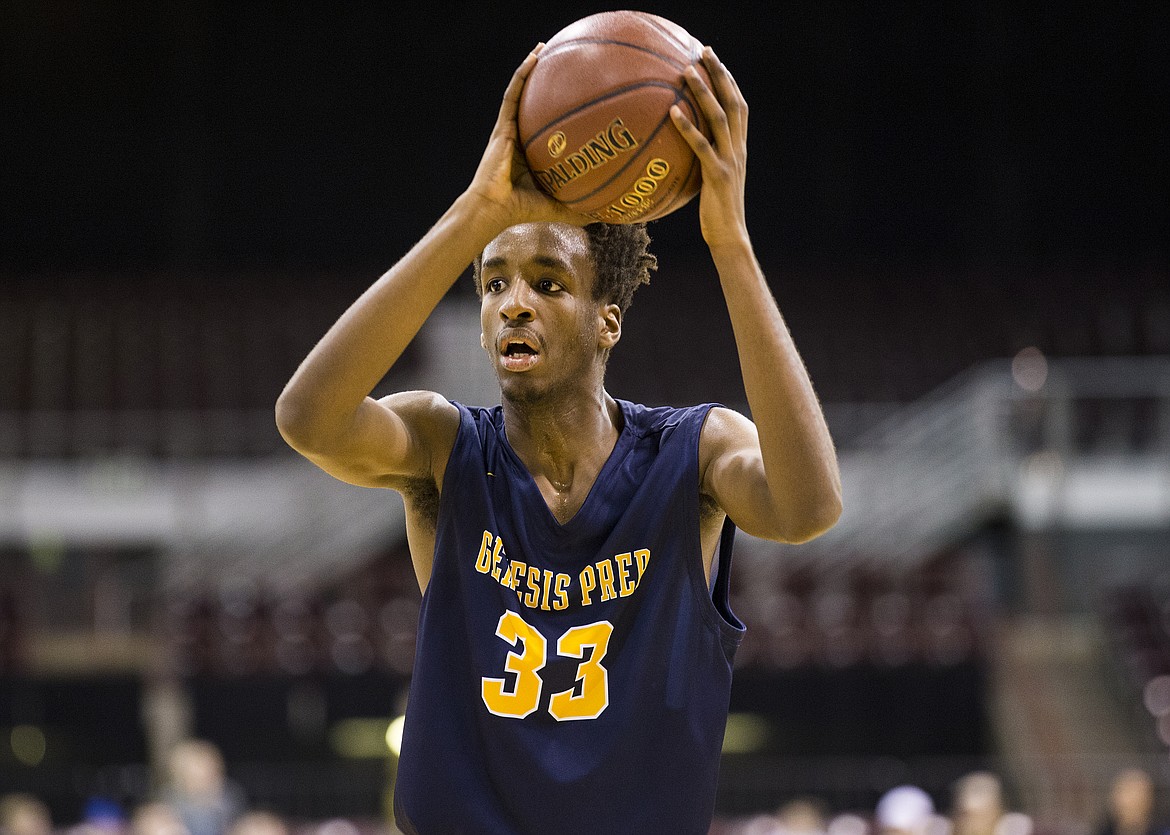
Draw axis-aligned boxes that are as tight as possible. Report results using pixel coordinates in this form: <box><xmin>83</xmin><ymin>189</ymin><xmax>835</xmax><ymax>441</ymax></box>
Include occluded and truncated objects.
<box><xmin>276</xmin><ymin>389</ymin><xmax>358</xmax><ymax>460</ymax></box>
<box><xmin>777</xmin><ymin>489</ymin><xmax>843</xmax><ymax>545</ymax></box>
<box><xmin>274</xmin><ymin>390</ymin><xmax>319</xmax><ymax>452</ymax></box>
<box><xmin>274</xmin><ymin>390</ymin><xmax>299</xmax><ymax>436</ymax></box>
<box><xmin>788</xmin><ymin>499</ymin><xmax>842</xmax><ymax>543</ymax></box>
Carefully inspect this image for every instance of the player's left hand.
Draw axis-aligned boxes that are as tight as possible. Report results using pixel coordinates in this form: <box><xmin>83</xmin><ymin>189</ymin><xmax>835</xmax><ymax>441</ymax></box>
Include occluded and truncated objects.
<box><xmin>670</xmin><ymin>46</ymin><xmax>749</xmax><ymax>249</ymax></box>
<box><xmin>466</xmin><ymin>44</ymin><xmax>593</xmax><ymax>229</ymax></box>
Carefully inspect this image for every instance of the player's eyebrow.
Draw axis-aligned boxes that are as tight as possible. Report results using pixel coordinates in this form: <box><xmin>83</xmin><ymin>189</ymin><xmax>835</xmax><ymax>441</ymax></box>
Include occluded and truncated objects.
<box><xmin>482</xmin><ymin>255</ymin><xmax>571</xmax><ymax>273</ymax></box>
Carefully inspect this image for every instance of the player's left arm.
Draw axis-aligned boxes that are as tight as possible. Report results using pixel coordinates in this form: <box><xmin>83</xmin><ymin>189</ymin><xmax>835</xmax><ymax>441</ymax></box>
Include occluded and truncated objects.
<box><xmin>672</xmin><ymin>47</ymin><xmax>842</xmax><ymax>544</ymax></box>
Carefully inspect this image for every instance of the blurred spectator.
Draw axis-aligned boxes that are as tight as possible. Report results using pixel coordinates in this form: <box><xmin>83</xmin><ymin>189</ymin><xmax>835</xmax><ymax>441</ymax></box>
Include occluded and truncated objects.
<box><xmin>68</xmin><ymin>799</ymin><xmax>125</xmax><ymax>835</ymax></box>
<box><xmin>952</xmin><ymin>773</ymin><xmax>1003</xmax><ymax>835</ymax></box>
<box><xmin>826</xmin><ymin>813</ymin><xmax>871</xmax><ymax>835</ymax></box>
<box><xmin>162</xmin><ymin>740</ymin><xmax>245</xmax><ymax>835</ymax></box>
<box><xmin>226</xmin><ymin>814</ymin><xmax>287</xmax><ymax>835</ymax></box>
<box><xmin>777</xmin><ymin>798</ymin><xmax>829</xmax><ymax>835</ymax></box>
<box><xmin>950</xmin><ymin>772</ymin><xmax>1032</xmax><ymax>835</ymax></box>
<box><xmin>0</xmin><ymin>795</ymin><xmax>52</xmax><ymax>835</ymax></box>
<box><xmin>738</xmin><ymin>815</ymin><xmax>783</xmax><ymax>835</ymax></box>
<box><xmin>129</xmin><ymin>804</ymin><xmax>188</xmax><ymax>835</ymax></box>
<box><xmin>876</xmin><ymin>786</ymin><xmax>934</xmax><ymax>835</ymax></box>
<box><xmin>1097</xmin><ymin>769</ymin><xmax>1166</xmax><ymax>835</ymax></box>
<box><xmin>307</xmin><ymin>821</ymin><xmax>360</xmax><ymax>835</ymax></box>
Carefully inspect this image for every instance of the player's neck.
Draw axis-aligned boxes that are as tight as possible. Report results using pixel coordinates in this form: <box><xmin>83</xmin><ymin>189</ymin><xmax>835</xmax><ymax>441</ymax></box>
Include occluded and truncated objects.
<box><xmin>502</xmin><ymin>388</ymin><xmax>622</xmax><ymax>487</ymax></box>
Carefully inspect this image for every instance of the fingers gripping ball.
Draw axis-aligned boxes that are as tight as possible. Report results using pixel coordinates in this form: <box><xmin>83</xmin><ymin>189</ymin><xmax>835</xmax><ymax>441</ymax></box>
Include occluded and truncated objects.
<box><xmin>518</xmin><ymin>11</ymin><xmax>712</xmax><ymax>224</ymax></box>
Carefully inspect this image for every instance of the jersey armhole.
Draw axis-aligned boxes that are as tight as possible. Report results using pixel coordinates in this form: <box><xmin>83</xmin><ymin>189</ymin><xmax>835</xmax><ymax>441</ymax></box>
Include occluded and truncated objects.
<box><xmin>690</xmin><ymin>405</ymin><xmax>746</xmax><ymax>650</ymax></box>
<box><xmin>710</xmin><ymin>518</ymin><xmax>745</xmax><ymax>638</ymax></box>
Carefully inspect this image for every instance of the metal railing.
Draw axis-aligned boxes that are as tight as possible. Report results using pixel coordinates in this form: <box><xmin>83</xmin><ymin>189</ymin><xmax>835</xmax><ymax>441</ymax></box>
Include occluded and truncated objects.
<box><xmin>735</xmin><ymin>356</ymin><xmax>1170</xmax><ymax>573</ymax></box>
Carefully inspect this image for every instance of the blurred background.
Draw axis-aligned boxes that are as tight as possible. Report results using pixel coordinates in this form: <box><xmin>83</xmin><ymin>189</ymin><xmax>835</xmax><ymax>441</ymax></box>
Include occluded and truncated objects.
<box><xmin>1</xmin><ymin>1</ymin><xmax>1168</xmax><ymax>834</ymax></box>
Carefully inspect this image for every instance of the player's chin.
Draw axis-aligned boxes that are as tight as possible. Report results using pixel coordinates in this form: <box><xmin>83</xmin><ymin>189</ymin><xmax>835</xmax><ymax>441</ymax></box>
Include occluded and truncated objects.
<box><xmin>495</xmin><ymin>369</ymin><xmax>551</xmax><ymax>404</ymax></box>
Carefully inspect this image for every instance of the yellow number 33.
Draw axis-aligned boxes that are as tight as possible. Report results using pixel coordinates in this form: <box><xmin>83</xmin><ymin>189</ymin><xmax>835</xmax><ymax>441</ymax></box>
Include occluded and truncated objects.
<box><xmin>481</xmin><ymin>611</ymin><xmax>614</xmax><ymax>722</ymax></box>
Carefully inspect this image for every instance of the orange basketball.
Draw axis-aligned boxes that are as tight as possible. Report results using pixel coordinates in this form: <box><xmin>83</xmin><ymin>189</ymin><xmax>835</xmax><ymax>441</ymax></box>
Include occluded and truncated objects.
<box><xmin>518</xmin><ymin>11</ymin><xmax>712</xmax><ymax>224</ymax></box>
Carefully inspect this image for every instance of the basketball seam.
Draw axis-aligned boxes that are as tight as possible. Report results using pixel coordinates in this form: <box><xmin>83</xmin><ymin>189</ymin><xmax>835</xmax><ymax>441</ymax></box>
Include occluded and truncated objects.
<box><xmin>522</xmin><ymin>80</ymin><xmax>686</xmax><ymax>154</ymax></box>
<box><xmin>632</xmin><ymin>13</ymin><xmax>699</xmax><ymax>58</ymax></box>
<box><xmin>536</xmin><ymin>38</ymin><xmax>691</xmax><ymax>72</ymax></box>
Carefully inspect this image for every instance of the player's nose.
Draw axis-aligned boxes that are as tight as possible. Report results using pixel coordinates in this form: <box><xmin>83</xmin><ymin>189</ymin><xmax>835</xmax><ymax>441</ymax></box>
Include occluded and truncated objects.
<box><xmin>499</xmin><ymin>282</ymin><xmax>536</xmax><ymax>321</ymax></box>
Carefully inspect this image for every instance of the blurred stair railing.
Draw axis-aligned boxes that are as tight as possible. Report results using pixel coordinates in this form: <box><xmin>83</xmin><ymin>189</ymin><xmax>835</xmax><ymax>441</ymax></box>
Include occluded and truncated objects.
<box><xmin>161</xmin><ymin>458</ymin><xmax>406</xmax><ymax>594</ymax></box>
<box><xmin>740</xmin><ymin>355</ymin><xmax>1170</xmax><ymax>571</ymax></box>
<box><xmin>0</xmin><ymin>300</ymin><xmax>488</xmax><ymax>594</ymax></box>
<box><xmin>991</xmin><ymin>616</ymin><xmax>1156</xmax><ymax>834</ymax></box>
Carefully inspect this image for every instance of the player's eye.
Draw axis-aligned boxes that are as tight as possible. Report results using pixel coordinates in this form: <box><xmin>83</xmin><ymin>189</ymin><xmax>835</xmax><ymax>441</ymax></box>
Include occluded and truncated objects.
<box><xmin>486</xmin><ymin>278</ymin><xmax>506</xmax><ymax>293</ymax></box>
<box><xmin>537</xmin><ymin>278</ymin><xmax>560</xmax><ymax>293</ymax></box>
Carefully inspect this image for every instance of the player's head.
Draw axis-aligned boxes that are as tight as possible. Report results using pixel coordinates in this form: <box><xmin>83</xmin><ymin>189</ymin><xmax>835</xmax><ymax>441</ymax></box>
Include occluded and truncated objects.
<box><xmin>473</xmin><ymin>222</ymin><xmax>656</xmax><ymax>314</ymax></box>
<box><xmin>476</xmin><ymin>222</ymin><xmax>655</xmax><ymax>401</ymax></box>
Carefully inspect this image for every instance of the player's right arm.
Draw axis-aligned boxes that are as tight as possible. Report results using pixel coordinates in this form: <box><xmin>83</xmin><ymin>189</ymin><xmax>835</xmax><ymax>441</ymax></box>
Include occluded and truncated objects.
<box><xmin>272</xmin><ymin>187</ymin><xmax>492</xmax><ymax>488</ymax></box>
<box><xmin>276</xmin><ymin>45</ymin><xmax>587</xmax><ymax>488</ymax></box>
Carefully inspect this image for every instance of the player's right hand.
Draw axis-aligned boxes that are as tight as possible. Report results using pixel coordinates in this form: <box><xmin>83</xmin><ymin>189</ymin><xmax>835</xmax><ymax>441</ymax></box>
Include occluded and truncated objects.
<box><xmin>464</xmin><ymin>45</ymin><xmax>593</xmax><ymax>228</ymax></box>
<box><xmin>671</xmin><ymin>46</ymin><xmax>749</xmax><ymax>250</ymax></box>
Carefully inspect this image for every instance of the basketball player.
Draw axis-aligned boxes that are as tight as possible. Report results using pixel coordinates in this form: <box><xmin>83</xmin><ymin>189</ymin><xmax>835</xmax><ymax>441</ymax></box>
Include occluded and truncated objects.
<box><xmin>277</xmin><ymin>45</ymin><xmax>841</xmax><ymax>834</ymax></box>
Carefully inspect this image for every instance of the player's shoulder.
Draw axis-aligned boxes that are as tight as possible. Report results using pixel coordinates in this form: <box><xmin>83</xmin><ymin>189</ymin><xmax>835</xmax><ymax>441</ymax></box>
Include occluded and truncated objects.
<box><xmin>621</xmin><ymin>399</ymin><xmax>722</xmax><ymax>435</ymax></box>
<box><xmin>377</xmin><ymin>388</ymin><xmax>458</xmax><ymax>420</ymax></box>
<box><xmin>701</xmin><ymin>404</ymin><xmax>755</xmax><ymax>435</ymax></box>
<box><xmin>698</xmin><ymin>405</ymin><xmax>759</xmax><ymax>463</ymax></box>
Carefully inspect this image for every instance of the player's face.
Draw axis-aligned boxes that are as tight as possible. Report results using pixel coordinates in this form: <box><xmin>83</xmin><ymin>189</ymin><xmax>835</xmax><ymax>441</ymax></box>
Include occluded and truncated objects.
<box><xmin>479</xmin><ymin>223</ymin><xmax>618</xmax><ymax>400</ymax></box>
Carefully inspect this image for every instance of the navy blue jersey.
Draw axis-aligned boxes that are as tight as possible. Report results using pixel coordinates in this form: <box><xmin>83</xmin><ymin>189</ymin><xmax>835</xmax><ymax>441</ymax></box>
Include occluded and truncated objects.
<box><xmin>394</xmin><ymin>400</ymin><xmax>745</xmax><ymax>835</ymax></box>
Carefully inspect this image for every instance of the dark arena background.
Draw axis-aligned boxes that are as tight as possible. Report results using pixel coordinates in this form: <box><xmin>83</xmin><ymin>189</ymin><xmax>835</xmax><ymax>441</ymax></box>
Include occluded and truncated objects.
<box><xmin>2</xmin><ymin>2</ymin><xmax>1168</xmax><ymax>833</ymax></box>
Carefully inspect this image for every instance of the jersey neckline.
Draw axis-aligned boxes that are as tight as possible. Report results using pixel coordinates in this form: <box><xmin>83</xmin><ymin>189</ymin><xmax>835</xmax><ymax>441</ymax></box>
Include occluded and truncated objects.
<box><xmin>492</xmin><ymin>398</ymin><xmax>638</xmax><ymax>534</ymax></box>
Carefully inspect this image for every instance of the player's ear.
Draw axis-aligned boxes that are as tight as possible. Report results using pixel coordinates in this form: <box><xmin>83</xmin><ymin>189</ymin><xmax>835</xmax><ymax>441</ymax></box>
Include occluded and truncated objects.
<box><xmin>598</xmin><ymin>303</ymin><xmax>621</xmax><ymax>350</ymax></box>
<box><xmin>480</xmin><ymin>331</ymin><xmax>488</xmax><ymax>352</ymax></box>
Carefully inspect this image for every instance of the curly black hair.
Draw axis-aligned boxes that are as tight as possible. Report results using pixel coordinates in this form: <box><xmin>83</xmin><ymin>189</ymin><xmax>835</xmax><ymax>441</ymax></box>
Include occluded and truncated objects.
<box><xmin>472</xmin><ymin>222</ymin><xmax>657</xmax><ymax>314</ymax></box>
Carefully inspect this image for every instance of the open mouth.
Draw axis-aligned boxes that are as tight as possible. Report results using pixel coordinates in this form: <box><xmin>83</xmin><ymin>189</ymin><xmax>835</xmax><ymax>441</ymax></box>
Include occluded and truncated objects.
<box><xmin>498</xmin><ymin>333</ymin><xmax>541</xmax><ymax>372</ymax></box>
